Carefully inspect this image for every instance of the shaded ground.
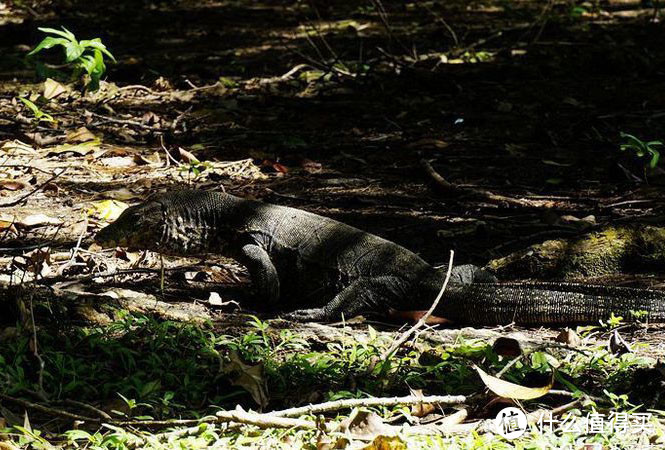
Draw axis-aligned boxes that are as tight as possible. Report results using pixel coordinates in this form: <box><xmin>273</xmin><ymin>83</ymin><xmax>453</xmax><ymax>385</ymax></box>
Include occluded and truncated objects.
<box><xmin>1</xmin><ymin>0</ymin><xmax>665</xmax><ymax>447</ymax></box>
<box><xmin>2</xmin><ymin>0</ymin><xmax>665</xmax><ymax>267</ymax></box>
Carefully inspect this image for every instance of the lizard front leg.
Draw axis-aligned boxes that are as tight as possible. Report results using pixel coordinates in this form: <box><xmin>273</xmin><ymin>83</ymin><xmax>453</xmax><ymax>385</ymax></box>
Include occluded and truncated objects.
<box><xmin>282</xmin><ymin>276</ymin><xmax>404</xmax><ymax>322</ymax></box>
<box><xmin>238</xmin><ymin>244</ymin><xmax>280</xmax><ymax>305</ymax></box>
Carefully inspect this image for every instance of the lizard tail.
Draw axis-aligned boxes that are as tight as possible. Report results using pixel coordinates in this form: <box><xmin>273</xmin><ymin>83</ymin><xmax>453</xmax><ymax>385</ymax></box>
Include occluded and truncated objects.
<box><xmin>435</xmin><ymin>282</ymin><xmax>665</xmax><ymax>325</ymax></box>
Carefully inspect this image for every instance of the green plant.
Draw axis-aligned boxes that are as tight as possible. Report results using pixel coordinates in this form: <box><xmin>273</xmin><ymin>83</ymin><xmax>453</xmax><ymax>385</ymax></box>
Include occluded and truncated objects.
<box><xmin>19</xmin><ymin>97</ymin><xmax>54</xmax><ymax>123</ymax></box>
<box><xmin>620</xmin><ymin>132</ymin><xmax>663</xmax><ymax>173</ymax></box>
<box><xmin>27</xmin><ymin>26</ymin><xmax>115</xmax><ymax>91</ymax></box>
<box><xmin>601</xmin><ymin>312</ymin><xmax>624</xmax><ymax>329</ymax></box>
<box><xmin>178</xmin><ymin>160</ymin><xmax>213</xmax><ymax>183</ymax></box>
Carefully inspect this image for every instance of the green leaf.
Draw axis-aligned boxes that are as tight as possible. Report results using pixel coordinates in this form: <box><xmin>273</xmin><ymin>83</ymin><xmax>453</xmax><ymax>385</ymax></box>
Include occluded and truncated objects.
<box><xmin>38</xmin><ymin>26</ymin><xmax>76</xmax><ymax>42</ymax></box>
<box><xmin>78</xmin><ymin>54</ymin><xmax>97</xmax><ymax>75</ymax></box>
<box><xmin>87</xmin><ymin>49</ymin><xmax>106</xmax><ymax>91</ymax></box>
<box><xmin>620</xmin><ymin>132</ymin><xmax>643</xmax><ymax>148</ymax></box>
<box><xmin>649</xmin><ymin>148</ymin><xmax>660</xmax><ymax>168</ymax></box>
<box><xmin>64</xmin><ymin>41</ymin><xmax>84</xmax><ymax>62</ymax></box>
<box><xmin>19</xmin><ymin>97</ymin><xmax>40</xmax><ymax>116</ymax></box>
<box><xmin>80</xmin><ymin>39</ymin><xmax>116</xmax><ymax>61</ymax></box>
<box><xmin>19</xmin><ymin>98</ymin><xmax>55</xmax><ymax>123</ymax></box>
<box><xmin>27</xmin><ymin>36</ymin><xmax>68</xmax><ymax>56</ymax></box>
<box><xmin>65</xmin><ymin>430</ymin><xmax>94</xmax><ymax>442</ymax></box>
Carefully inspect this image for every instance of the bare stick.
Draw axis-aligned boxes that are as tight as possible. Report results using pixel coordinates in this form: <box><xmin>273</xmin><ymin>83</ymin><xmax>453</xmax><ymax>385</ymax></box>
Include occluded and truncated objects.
<box><xmin>89</xmin><ymin>112</ymin><xmax>165</xmax><ymax>132</ymax></box>
<box><xmin>271</xmin><ymin>393</ymin><xmax>467</xmax><ymax>418</ymax></box>
<box><xmin>28</xmin><ymin>294</ymin><xmax>46</xmax><ymax>397</ymax></box>
<box><xmin>421</xmin><ymin>159</ymin><xmax>532</xmax><ymax>208</ymax></box>
<box><xmin>216</xmin><ymin>408</ymin><xmax>323</xmax><ymax>430</ymax></box>
<box><xmin>381</xmin><ymin>250</ymin><xmax>455</xmax><ymax>359</ymax></box>
<box><xmin>0</xmin><ymin>393</ymin><xmax>97</xmax><ymax>422</ymax></box>
<box><xmin>63</xmin><ymin>399</ymin><xmax>113</xmax><ymax>420</ymax></box>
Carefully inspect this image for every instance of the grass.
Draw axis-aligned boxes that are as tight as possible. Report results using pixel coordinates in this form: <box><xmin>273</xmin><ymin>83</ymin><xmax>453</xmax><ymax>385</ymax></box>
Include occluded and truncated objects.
<box><xmin>0</xmin><ymin>309</ymin><xmax>663</xmax><ymax>448</ymax></box>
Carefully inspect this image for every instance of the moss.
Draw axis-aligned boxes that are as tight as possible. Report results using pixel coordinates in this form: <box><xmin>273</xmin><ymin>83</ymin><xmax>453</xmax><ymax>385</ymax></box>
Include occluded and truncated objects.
<box><xmin>488</xmin><ymin>226</ymin><xmax>665</xmax><ymax>280</ymax></box>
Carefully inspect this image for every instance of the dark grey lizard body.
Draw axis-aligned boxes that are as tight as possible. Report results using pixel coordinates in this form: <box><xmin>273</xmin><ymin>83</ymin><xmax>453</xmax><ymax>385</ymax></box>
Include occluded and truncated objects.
<box><xmin>95</xmin><ymin>190</ymin><xmax>665</xmax><ymax>325</ymax></box>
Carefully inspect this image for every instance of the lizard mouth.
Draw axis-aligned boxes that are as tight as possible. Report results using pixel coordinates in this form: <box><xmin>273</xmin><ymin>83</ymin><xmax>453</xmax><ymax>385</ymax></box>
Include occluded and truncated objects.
<box><xmin>94</xmin><ymin>226</ymin><xmax>132</xmax><ymax>249</ymax></box>
<box><xmin>95</xmin><ymin>227</ymin><xmax>159</xmax><ymax>251</ymax></box>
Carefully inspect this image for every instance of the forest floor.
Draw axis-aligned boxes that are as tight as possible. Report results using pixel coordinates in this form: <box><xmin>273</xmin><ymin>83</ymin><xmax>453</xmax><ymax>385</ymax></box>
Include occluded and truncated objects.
<box><xmin>1</xmin><ymin>0</ymin><xmax>665</xmax><ymax>448</ymax></box>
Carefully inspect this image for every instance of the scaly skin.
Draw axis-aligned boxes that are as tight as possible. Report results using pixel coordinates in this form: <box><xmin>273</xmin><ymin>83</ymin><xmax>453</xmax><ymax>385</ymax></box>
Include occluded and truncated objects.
<box><xmin>96</xmin><ymin>190</ymin><xmax>665</xmax><ymax>325</ymax></box>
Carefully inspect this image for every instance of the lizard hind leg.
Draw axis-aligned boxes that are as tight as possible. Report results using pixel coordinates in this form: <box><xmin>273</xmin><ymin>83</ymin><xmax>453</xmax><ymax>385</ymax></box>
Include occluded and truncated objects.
<box><xmin>282</xmin><ymin>276</ymin><xmax>404</xmax><ymax>322</ymax></box>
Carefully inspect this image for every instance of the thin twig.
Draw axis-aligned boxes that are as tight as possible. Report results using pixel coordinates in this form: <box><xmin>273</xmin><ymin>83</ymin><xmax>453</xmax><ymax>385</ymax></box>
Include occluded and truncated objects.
<box><xmin>89</xmin><ymin>112</ymin><xmax>166</xmax><ymax>132</ymax></box>
<box><xmin>117</xmin><ymin>84</ymin><xmax>161</xmax><ymax>95</ymax></box>
<box><xmin>0</xmin><ymin>393</ymin><xmax>97</xmax><ymax>422</ymax></box>
<box><xmin>0</xmin><ymin>168</ymin><xmax>67</xmax><ymax>208</ymax></box>
<box><xmin>381</xmin><ymin>250</ymin><xmax>455</xmax><ymax>359</ymax></box>
<box><xmin>63</xmin><ymin>399</ymin><xmax>113</xmax><ymax>420</ymax></box>
<box><xmin>58</xmin><ymin>217</ymin><xmax>88</xmax><ymax>274</ymax></box>
<box><xmin>420</xmin><ymin>2</ymin><xmax>458</xmax><ymax>46</ymax></box>
<box><xmin>159</xmin><ymin>135</ymin><xmax>180</xmax><ymax>167</ymax></box>
<box><xmin>28</xmin><ymin>293</ymin><xmax>46</xmax><ymax>398</ymax></box>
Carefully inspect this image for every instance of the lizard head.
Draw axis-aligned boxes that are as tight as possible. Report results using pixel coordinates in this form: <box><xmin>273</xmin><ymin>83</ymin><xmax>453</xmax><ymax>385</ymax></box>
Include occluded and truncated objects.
<box><xmin>95</xmin><ymin>190</ymin><xmax>224</xmax><ymax>255</ymax></box>
<box><xmin>95</xmin><ymin>199</ymin><xmax>166</xmax><ymax>251</ymax></box>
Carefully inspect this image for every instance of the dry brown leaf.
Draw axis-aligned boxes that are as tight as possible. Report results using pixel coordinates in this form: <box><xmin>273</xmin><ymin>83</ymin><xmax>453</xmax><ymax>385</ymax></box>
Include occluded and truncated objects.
<box><xmin>475</xmin><ymin>365</ymin><xmax>553</xmax><ymax>400</ymax></box>
<box><xmin>1</xmin><ymin>140</ymin><xmax>38</xmax><ymax>155</ymax></box>
<box><xmin>261</xmin><ymin>159</ymin><xmax>288</xmax><ymax>174</ymax></box>
<box><xmin>0</xmin><ymin>180</ymin><xmax>28</xmax><ymax>191</ymax></box>
<box><xmin>226</xmin><ymin>351</ymin><xmax>269</xmax><ymax>408</ymax></box>
<box><xmin>555</xmin><ymin>328</ymin><xmax>581</xmax><ymax>346</ymax></box>
<box><xmin>409</xmin><ymin>389</ymin><xmax>435</xmax><ymax>418</ymax></box>
<box><xmin>16</xmin><ymin>213</ymin><xmax>62</xmax><ymax>228</ymax></box>
<box><xmin>608</xmin><ymin>330</ymin><xmax>632</xmax><ymax>356</ymax></box>
<box><xmin>0</xmin><ymin>441</ymin><xmax>21</xmax><ymax>450</ymax></box>
<box><xmin>153</xmin><ymin>76</ymin><xmax>172</xmax><ymax>91</ymax></box>
<box><xmin>66</xmin><ymin>127</ymin><xmax>97</xmax><ymax>143</ymax></box>
<box><xmin>99</xmin><ymin>156</ymin><xmax>136</xmax><ymax>168</ymax></box>
<box><xmin>0</xmin><ymin>219</ymin><xmax>16</xmax><ymax>232</ymax></box>
<box><xmin>178</xmin><ymin>147</ymin><xmax>200</xmax><ymax>164</ymax></box>
<box><xmin>134</xmin><ymin>152</ymin><xmax>161</xmax><ymax>166</ymax></box>
<box><xmin>141</xmin><ymin>111</ymin><xmax>161</xmax><ymax>125</ymax></box>
<box><xmin>42</xmin><ymin>182</ymin><xmax>60</xmax><ymax>195</ymax></box>
<box><xmin>43</xmin><ymin>78</ymin><xmax>68</xmax><ymax>100</ymax></box>
<box><xmin>337</xmin><ymin>409</ymin><xmax>399</xmax><ymax>441</ymax></box>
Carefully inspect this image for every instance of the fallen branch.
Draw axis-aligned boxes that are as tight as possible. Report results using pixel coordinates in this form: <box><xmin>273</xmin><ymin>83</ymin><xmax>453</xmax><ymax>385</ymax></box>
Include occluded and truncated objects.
<box><xmin>0</xmin><ymin>393</ymin><xmax>97</xmax><ymax>422</ymax></box>
<box><xmin>381</xmin><ymin>250</ymin><xmax>454</xmax><ymax>359</ymax></box>
<box><xmin>216</xmin><ymin>407</ymin><xmax>326</xmax><ymax>431</ymax></box>
<box><xmin>271</xmin><ymin>393</ymin><xmax>468</xmax><ymax>418</ymax></box>
<box><xmin>63</xmin><ymin>399</ymin><xmax>113</xmax><ymax>420</ymax></box>
<box><xmin>421</xmin><ymin>159</ymin><xmax>532</xmax><ymax>208</ymax></box>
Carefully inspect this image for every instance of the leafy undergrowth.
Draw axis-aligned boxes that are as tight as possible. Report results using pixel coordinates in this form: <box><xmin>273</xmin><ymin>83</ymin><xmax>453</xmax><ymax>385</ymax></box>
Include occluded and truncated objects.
<box><xmin>1</xmin><ymin>311</ymin><xmax>664</xmax><ymax>448</ymax></box>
